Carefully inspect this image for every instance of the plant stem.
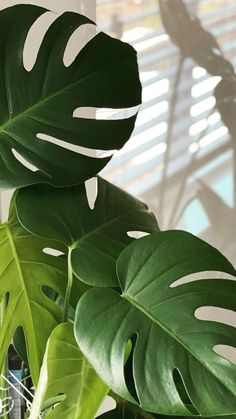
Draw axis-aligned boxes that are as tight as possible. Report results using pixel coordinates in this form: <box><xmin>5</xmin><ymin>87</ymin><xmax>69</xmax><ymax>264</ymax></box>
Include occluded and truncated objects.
<box><xmin>63</xmin><ymin>247</ymin><xmax>73</xmax><ymax>322</ymax></box>
<box><xmin>0</xmin><ymin>296</ymin><xmax>9</xmax><ymax>419</ymax></box>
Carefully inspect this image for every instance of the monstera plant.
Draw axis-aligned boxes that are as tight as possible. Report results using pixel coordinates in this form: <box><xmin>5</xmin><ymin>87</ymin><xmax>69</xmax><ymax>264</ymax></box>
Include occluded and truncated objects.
<box><xmin>0</xmin><ymin>3</ymin><xmax>235</xmax><ymax>419</ymax></box>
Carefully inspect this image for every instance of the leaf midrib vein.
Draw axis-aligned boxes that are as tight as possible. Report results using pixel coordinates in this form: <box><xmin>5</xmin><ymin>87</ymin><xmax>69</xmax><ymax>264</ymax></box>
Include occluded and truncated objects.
<box><xmin>75</xmin><ymin>356</ymin><xmax>86</xmax><ymax>418</ymax></box>
<box><xmin>4</xmin><ymin>224</ymin><xmax>37</xmax><ymax>348</ymax></box>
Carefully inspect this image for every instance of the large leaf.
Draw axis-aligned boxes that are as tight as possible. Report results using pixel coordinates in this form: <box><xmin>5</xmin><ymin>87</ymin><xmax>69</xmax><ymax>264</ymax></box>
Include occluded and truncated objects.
<box><xmin>75</xmin><ymin>231</ymin><xmax>236</xmax><ymax>416</ymax></box>
<box><xmin>159</xmin><ymin>0</ymin><xmax>234</xmax><ymax>76</ymax></box>
<box><xmin>16</xmin><ymin>177</ymin><xmax>159</xmax><ymax>287</ymax></box>
<box><xmin>30</xmin><ymin>323</ymin><xmax>108</xmax><ymax>419</ymax></box>
<box><xmin>99</xmin><ymin>395</ymin><xmax>236</xmax><ymax>419</ymax></box>
<box><xmin>0</xmin><ymin>197</ymin><xmax>67</xmax><ymax>385</ymax></box>
<box><xmin>100</xmin><ymin>404</ymin><xmax>236</xmax><ymax>419</ymax></box>
<box><xmin>0</xmin><ymin>5</ymin><xmax>141</xmax><ymax>189</ymax></box>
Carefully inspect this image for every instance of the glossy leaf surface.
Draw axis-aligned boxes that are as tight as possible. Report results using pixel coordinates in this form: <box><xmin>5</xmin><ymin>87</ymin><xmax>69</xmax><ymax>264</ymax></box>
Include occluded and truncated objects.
<box><xmin>16</xmin><ymin>177</ymin><xmax>159</xmax><ymax>287</ymax></box>
<box><xmin>30</xmin><ymin>323</ymin><xmax>108</xmax><ymax>419</ymax></box>
<box><xmin>0</xmin><ymin>5</ymin><xmax>141</xmax><ymax>188</ymax></box>
<box><xmin>75</xmin><ymin>231</ymin><xmax>236</xmax><ymax>416</ymax></box>
<box><xmin>0</xmin><ymin>198</ymin><xmax>67</xmax><ymax>384</ymax></box>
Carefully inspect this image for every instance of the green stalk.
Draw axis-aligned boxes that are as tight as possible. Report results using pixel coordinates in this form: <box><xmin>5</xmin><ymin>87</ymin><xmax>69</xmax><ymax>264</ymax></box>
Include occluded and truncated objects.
<box><xmin>0</xmin><ymin>296</ymin><xmax>9</xmax><ymax>419</ymax></box>
<box><xmin>63</xmin><ymin>247</ymin><xmax>73</xmax><ymax>322</ymax></box>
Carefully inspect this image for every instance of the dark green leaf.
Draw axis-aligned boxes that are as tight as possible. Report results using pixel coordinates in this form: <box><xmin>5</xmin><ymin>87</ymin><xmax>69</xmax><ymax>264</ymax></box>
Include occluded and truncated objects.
<box><xmin>75</xmin><ymin>231</ymin><xmax>236</xmax><ymax>416</ymax></box>
<box><xmin>0</xmin><ymin>5</ymin><xmax>141</xmax><ymax>188</ymax></box>
<box><xmin>13</xmin><ymin>327</ymin><xmax>28</xmax><ymax>366</ymax></box>
<box><xmin>99</xmin><ymin>399</ymin><xmax>158</xmax><ymax>418</ymax></box>
<box><xmin>99</xmin><ymin>394</ymin><xmax>161</xmax><ymax>419</ymax></box>
<box><xmin>16</xmin><ymin>177</ymin><xmax>159</xmax><ymax>287</ymax></box>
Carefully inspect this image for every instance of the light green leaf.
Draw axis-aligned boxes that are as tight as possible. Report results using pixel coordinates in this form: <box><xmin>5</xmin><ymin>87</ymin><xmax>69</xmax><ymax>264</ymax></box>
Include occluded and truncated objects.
<box><xmin>0</xmin><ymin>5</ymin><xmax>141</xmax><ymax>189</ymax></box>
<box><xmin>16</xmin><ymin>177</ymin><xmax>159</xmax><ymax>287</ymax></box>
<box><xmin>0</xmin><ymin>197</ymin><xmax>67</xmax><ymax>384</ymax></box>
<box><xmin>75</xmin><ymin>231</ymin><xmax>236</xmax><ymax>416</ymax></box>
<box><xmin>30</xmin><ymin>323</ymin><xmax>108</xmax><ymax>419</ymax></box>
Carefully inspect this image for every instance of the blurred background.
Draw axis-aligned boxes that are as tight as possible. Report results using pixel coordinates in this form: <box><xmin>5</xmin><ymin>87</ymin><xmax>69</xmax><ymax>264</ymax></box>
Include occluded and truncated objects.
<box><xmin>97</xmin><ymin>0</ymin><xmax>236</xmax><ymax>265</ymax></box>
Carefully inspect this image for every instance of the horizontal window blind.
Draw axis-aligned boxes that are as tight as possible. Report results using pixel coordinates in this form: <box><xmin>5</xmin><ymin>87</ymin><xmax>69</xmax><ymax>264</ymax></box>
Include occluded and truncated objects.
<box><xmin>97</xmin><ymin>0</ymin><xmax>235</xmax><ymax>237</ymax></box>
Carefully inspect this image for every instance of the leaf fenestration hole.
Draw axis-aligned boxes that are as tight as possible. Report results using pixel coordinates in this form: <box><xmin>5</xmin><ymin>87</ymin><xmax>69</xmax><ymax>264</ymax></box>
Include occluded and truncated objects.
<box><xmin>173</xmin><ymin>369</ymin><xmax>198</xmax><ymax>415</ymax></box>
<box><xmin>73</xmin><ymin>105</ymin><xmax>139</xmax><ymax>120</ymax></box>
<box><xmin>212</xmin><ymin>47</ymin><xmax>221</xmax><ymax>56</ymax></box>
<box><xmin>42</xmin><ymin>286</ymin><xmax>59</xmax><ymax>303</ymax></box>
<box><xmin>13</xmin><ymin>326</ymin><xmax>28</xmax><ymax>366</ymax></box>
<box><xmin>43</xmin><ymin>247</ymin><xmax>65</xmax><ymax>257</ymax></box>
<box><xmin>63</xmin><ymin>24</ymin><xmax>96</xmax><ymax>67</ymax></box>
<box><xmin>214</xmin><ymin>345</ymin><xmax>236</xmax><ymax>365</ymax></box>
<box><xmin>11</xmin><ymin>148</ymin><xmax>39</xmax><ymax>172</ymax></box>
<box><xmin>127</xmin><ymin>231</ymin><xmax>150</xmax><ymax>239</ymax></box>
<box><xmin>37</xmin><ymin>133</ymin><xmax>113</xmax><ymax>158</ymax></box>
<box><xmin>0</xmin><ymin>292</ymin><xmax>10</xmax><ymax>320</ymax></box>
<box><xmin>96</xmin><ymin>396</ymin><xmax>116</xmax><ymax>417</ymax></box>
<box><xmin>170</xmin><ymin>271</ymin><xmax>236</xmax><ymax>288</ymax></box>
<box><xmin>124</xmin><ymin>334</ymin><xmax>139</xmax><ymax>403</ymax></box>
<box><xmin>85</xmin><ymin>177</ymin><xmax>98</xmax><ymax>210</ymax></box>
<box><xmin>195</xmin><ymin>306</ymin><xmax>236</xmax><ymax>328</ymax></box>
<box><xmin>23</xmin><ymin>11</ymin><xmax>58</xmax><ymax>72</ymax></box>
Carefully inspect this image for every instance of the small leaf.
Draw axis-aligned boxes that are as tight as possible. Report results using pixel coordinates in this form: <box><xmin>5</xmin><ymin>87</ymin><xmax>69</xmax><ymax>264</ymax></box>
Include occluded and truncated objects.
<box><xmin>30</xmin><ymin>323</ymin><xmax>108</xmax><ymax>419</ymax></box>
<box><xmin>16</xmin><ymin>177</ymin><xmax>159</xmax><ymax>287</ymax></box>
<box><xmin>75</xmin><ymin>231</ymin><xmax>236</xmax><ymax>416</ymax></box>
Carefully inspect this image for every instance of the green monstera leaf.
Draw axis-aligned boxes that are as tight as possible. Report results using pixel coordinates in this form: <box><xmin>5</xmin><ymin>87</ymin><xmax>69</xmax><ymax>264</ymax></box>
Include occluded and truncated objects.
<box><xmin>0</xmin><ymin>196</ymin><xmax>67</xmax><ymax>385</ymax></box>
<box><xmin>99</xmin><ymin>398</ymin><xmax>158</xmax><ymax>418</ymax></box>
<box><xmin>30</xmin><ymin>323</ymin><xmax>108</xmax><ymax>419</ymax></box>
<box><xmin>0</xmin><ymin>5</ymin><xmax>141</xmax><ymax>189</ymax></box>
<box><xmin>16</xmin><ymin>177</ymin><xmax>159</xmax><ymax>287</ymax></box>
<box><xmin>99</xmin><ymin>395</ymin><xmax>236</xmax><ymax>419</ymax></box>
<box><xmin>75</xmin><ymin>231</ymin><xmax>236</xmax><ymax>416</ymax></box>
<box><xmin>100</xmin><ymin>404</ymin><xmax>236</xmax><ymax>419</ymax></box>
